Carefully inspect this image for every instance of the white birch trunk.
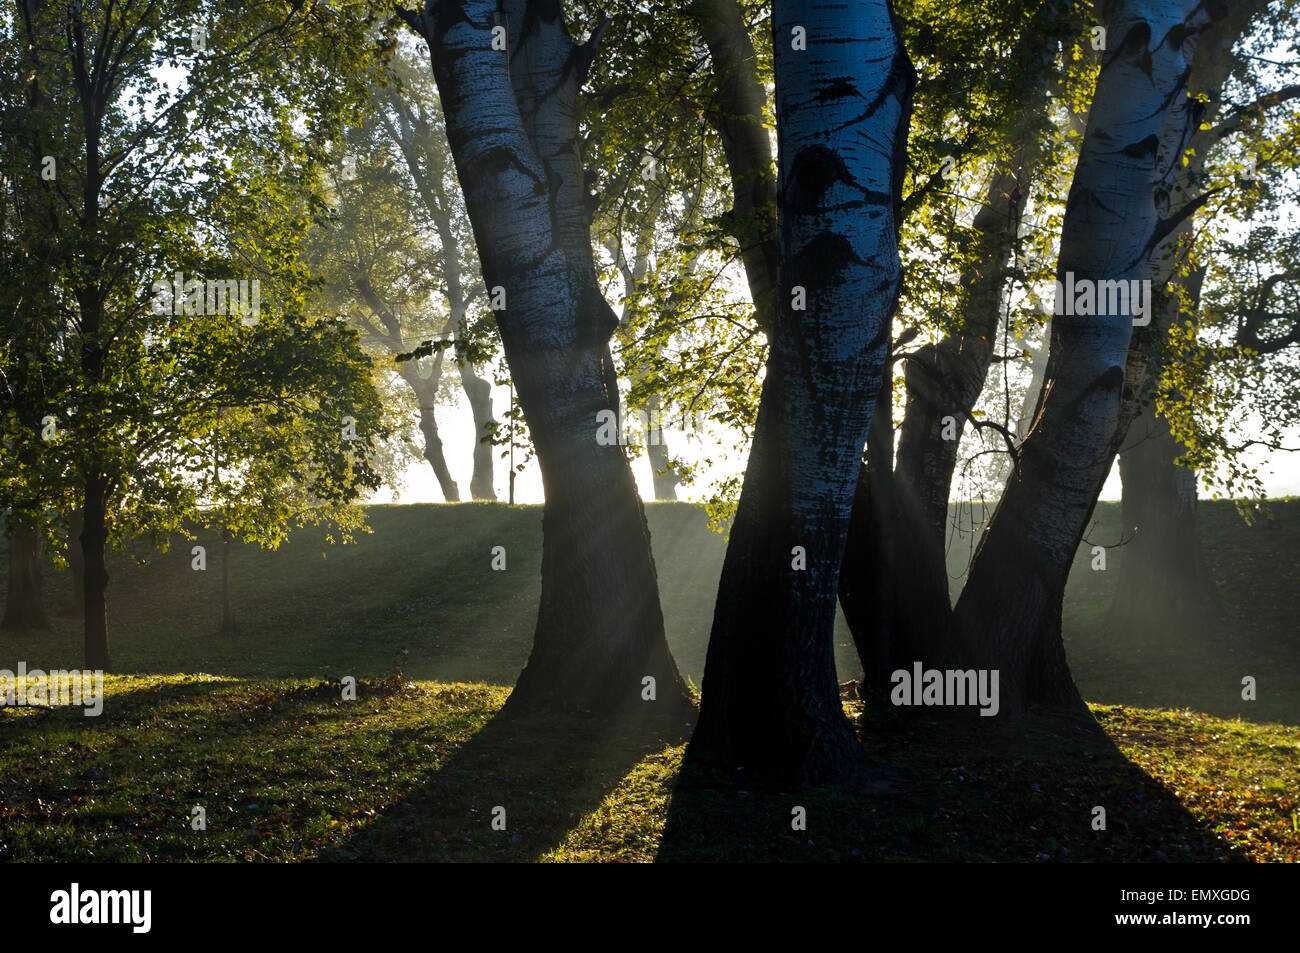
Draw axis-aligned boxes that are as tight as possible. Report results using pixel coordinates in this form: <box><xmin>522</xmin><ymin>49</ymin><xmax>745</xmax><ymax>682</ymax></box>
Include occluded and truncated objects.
<box><xmin>948</xmin><ymin>0</ymin><xmax>1226</xmax><ymax>715</ymax></box>
<box><xmin>688</xmin><ymin>0</ymin><xmax>915</xmax><ymax>785</ymax></box>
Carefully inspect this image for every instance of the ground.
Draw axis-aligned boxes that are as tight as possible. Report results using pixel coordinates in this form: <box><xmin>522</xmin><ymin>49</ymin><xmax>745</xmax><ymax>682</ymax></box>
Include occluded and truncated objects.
<box><xmin>0</xmin><ymin>500</ymin><xmax>1297</xmax><ymax>861</ymax></box>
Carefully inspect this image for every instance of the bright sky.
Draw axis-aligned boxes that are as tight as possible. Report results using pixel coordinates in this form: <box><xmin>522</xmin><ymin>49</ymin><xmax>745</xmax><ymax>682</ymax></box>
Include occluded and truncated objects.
<box><xmin>373</xmin><ymin>376</ymin><xmax>1300</xmax><ymax>507</ymax></box>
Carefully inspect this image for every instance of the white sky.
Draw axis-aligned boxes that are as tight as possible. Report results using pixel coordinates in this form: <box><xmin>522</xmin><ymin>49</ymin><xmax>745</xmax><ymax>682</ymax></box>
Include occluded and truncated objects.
<box><xmin>372</xmin><ymin>376</ymin><xmax>1300</xmax><ymax>506</ymax></box>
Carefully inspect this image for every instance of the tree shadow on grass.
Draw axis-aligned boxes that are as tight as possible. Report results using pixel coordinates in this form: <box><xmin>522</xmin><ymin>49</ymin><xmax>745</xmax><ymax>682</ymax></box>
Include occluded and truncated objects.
<box><xmin>658</xmin><ymin>705</ymin><xmax>1242</xmax><ymax>862</ymax></box>
<box><xmin>329</xmin><ymin>702</ymin><xmax>695</xmax><ymax>862</ymax></box>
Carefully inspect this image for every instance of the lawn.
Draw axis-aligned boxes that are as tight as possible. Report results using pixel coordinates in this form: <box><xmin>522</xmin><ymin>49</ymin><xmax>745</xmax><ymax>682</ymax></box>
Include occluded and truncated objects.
<box><xmin>0</xmin><ymin>500</ymin><xmax>1296</xmax><ymax>861</ymax></box>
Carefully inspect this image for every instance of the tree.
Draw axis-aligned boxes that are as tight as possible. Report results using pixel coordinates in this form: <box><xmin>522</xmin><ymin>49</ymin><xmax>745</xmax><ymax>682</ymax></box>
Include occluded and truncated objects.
<box><xmin>0</xmin><ymin>0</ymin><xmax>76</xmax><ymax>632</ymax></box>
<box><xmin>839</xmin><ymin>0</ymin><xmax>1077</xmax><ymax>707</ymax></box>
<box><xmin>2</xmin><ymin>0</ymin><xmax>387</xmax><ymax>668</ymax></box>
<box><xmin>946</xmin><ymin>0</ymin><xmax>1228</xmax><ymax>715</ymax></box>
<box><xmin>308</xmin><ymin>99</ymin><xmax>485</xmax><ymax>504</ymax></box>
<box><xmin>676</xmin><ymin>0</ymin><xmax>1086</xmax><ymax>709</ymax></box>
<box><xmin>686</xmin><ymin>0</ymin><xmax>778</xmax><ymax>335</ymax></box>
<box><xmin>400</xmin><ymin>0</ymin><xmax>691</xmax><ymax>718</ymax></box>
<box><xmin>371</xmin><ymin>52</ymin><xmax>500</xmax><ymax>500</ymax></box>
<box><xmin>1111</xmin><ymin>0</ymin><xmax>1300</xmax><ymax>633</ymax></box>
<box><xmin>686</xmin><ymin>0</ymin><xmax>915</xmax><ymax>786</ymax></box>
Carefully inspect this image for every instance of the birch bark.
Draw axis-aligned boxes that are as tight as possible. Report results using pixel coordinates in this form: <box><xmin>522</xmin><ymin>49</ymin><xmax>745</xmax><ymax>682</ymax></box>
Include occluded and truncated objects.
<box><xmin>402</xmin><ymin>0</ymin><xmax>690</xmax><ymax>717</ymax></box>
<box><xmin>687</xmin><ymin>0</ymin><xmax>914</xmax><ymax>785</ymax></box>
<box><xmin>947</xmin><ymin>0</ymin><xmax>1226</xmax><ymax>715</ymax></box>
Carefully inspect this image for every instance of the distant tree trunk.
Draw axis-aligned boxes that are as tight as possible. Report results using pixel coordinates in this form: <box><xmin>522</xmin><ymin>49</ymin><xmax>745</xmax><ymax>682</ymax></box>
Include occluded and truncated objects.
<box><xmin>946</xmin><ymin>0</ymin><xmax>1221</xmax><ymax>716</ymax></box>
<box><xmin>82</xmin><ymin>472</ymin><xmax>111</xmax><ymax>670</ymax></box>
<box><xmin>687</xmin><ymin>0</ymin><xmax>914</xmax><ymax>786</ymax></box>
<box><xmin>1110</xmin><ymin>402</ymin><xmax>1221</xmax><ymax>632</ymax></box>
<box><xmin>417</xmin><ymin>402</ymin><xmax>460</xmax><ymax>502</ymax></box>
<box><xmin>403</xmin><ymin>361</ymin><xmax>461</xmax><ymax>503</ymax></box>
<box><xmin>219</xmin><ymin>526</ymin><xmax>237</xmax><ymax>633</ymax></box>
<box><xmin>642</xmin><ymin>392</ymin><xmax>678</xmax><ymax>501</ymax></box>
<box><xmin>610</xmin><ymin>229</ymin><xmax>685</xmax><ymax>505</ymax></box>
<box><xmin>379</xmin><ymin>83</ymin><xmax>496</xmax><ymax>503</ymax></box>
<box><xmin>459</xmin><ymin>362</ymin><xmax>497</xmax><ymax>500</ymax></box>
<box><xmin>1016</xmin><ymin>315</ymin><xmax>1051</xmax><ymax>439</ymax></box>
<box><xmin>403</xmin><ymin>0</ymin><xmax>690</xmax><ymax>717</ymax></box>
<box><xmin>2</xmin><ymin>520</ymin><xmax>49</xmax><ymax>630</ymax></box>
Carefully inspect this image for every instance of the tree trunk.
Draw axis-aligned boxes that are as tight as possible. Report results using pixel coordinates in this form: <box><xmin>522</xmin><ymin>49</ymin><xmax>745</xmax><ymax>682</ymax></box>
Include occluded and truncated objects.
<box><xmin>1110</xmin><ymin>402</ymin><xmax>1221</xmax><ymax>633</ymax></box>
<box><xmin>645</xmin><ymin>392</ymin><xmax>679</xmax><ymax>501</ymax></box>
<box><xmin>404</xmin><ymin>0</ymin><xmax>690</xmax><ymax>718</ymax></box>
<box><xmin>837</xmin><ymin>373</ymin><xmax>908</xmax><ymax>711</ymax></box>
<box><xmin>400</xmin><ymin>360</ymin><xmax>460</xmax><ymax>503</ymax></box>
<box><xmin>2</xmin><ymin>520</ymin><xmax>50</xmax><ymax>630</ymax></box>
<box><xmin>1105</xmin><ymin>0</ymin><xmax>1266</xmax><ymax>637</ymax></box>
<box><xmin>82</xmin><ymin>473</ymin><xmax>110</xmax><ymax>670</ymax></box>
<box><xmin>840</xmin><ymin>4</ymin><xmax>1063</xmax><ymax>691</ymax></box>
<box><xmin>646</xmin><ymin>442</ymin><xmax>679</xmax><ymax>502</ymax></box>
<box><xmin>459</xmin><ymin>362</ymin><xmax>497</xmax><ymax>500</ymax></box>
<box><xmin>1016</xmin><ymin>316</ymin><xmax>1051</xmax><ymax>439</ymax></box>
<box><xmin>946</xmin><ymin>0</ymin><xmax>1221</xmax><ymax>716</ymax></box>
<box><xmin>687</xmin><ymin>0</ymin><xmax>915</xmax><ymax>787</ymax></box>
<box><xmin>687</xmin><ymin>0</ymin><xmax>779</xmax><ymax>334</ymax></box>
<box><xmin>876</xmin><ymin>162</ymin><xmax>1028</xmax><ymax>677</ymax></box>
<box><xmin>417</xmin><ymin>401</ymin><xmax>460</xmax><ymax>502</ymax></box>
<box><xmin>504</xmin><ymin>347</ymin><xmax>686</xmax><ymax>714</ymax></box>
<box><xmin>219</xmin><ymin>526</ymin><xmax>237</xmax><ymax>633</ymax></box>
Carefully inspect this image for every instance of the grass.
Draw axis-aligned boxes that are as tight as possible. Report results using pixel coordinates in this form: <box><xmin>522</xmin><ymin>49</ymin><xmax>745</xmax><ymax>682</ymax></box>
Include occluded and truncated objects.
<box><xmin>0</xmin><ymin>503</ymin><xmax>859</xmax><ymax>686</ymax></box>
<box><xmin>0</xmin><ymin>500</ymin><xmax>1297</xmax><ymax>862</ymax></box>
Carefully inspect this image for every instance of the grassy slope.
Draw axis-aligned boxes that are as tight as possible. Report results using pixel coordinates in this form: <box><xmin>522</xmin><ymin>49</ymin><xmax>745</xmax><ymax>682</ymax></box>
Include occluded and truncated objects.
<box><xmin>0</xmin><ymin>503</ymin><xmax>860</xmax><ymax>687</ymax></box>
<box><xmin>0</xmin><ymin>500</ymin><xmax>1296</xmax><ymax>862</ymax></box>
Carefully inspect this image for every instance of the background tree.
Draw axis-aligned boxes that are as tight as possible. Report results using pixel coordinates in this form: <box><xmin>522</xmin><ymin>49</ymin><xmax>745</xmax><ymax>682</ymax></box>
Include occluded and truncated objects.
<box><xmin>371</xmin><ymin>50</ymin><xmax>500</xmax><ymax>501</ymax></box>
<box><xmin>2</xmin><ymin>0</ymin><xmax>389</xmax><ymax>667</ymax></box>
<box><xmin>308</xmin><ymin>103</ymin><xmax>483</xmax><ymax>503</ymax></box>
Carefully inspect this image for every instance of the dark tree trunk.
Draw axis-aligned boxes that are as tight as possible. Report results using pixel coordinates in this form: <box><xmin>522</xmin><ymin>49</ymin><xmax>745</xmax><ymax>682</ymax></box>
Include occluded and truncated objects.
<box><xmin>687</xmin><ymin>0</ymin><xmax>779</xmax><ymax>334</ymax></box>
<box><xmin>686</xmin><ymin>0</ymin><xmax>914</xmax><ymax>787</ymax></box>
<box><xmin>82</xmin><ymin>473</ymin><xmax>110</xmax><ymax>670</ymax></box>
<box><xmin>404</xmin><ymin>0</ymin><xmax>690</xmax><ymax>719</ymax></box>
<box><xmin>840</xmin><ymin>4</ymin><xmax>1063</xmax><ymax>687</ymax></box>
<box><xmin>837</xmin><ymin>374</ymin><xmax>913</xmax><ymax>712</ymax></box>
<box><xmin>505</xmin><ymin>347</ymin><xmax>686</xmax><ymax>714</ymax></box>
<box><xmin>459</xmin><ymin>363</ymin><xmax>497</xmax><ymax>500</ymax></box>
<box><xmin>2</xmin><ymin>520</ymin><xmax>50</xmax><ymax>630</ymax></box>
<box><xmin>1110</xmin><ymin>402</ymin><xmax>1221</xmax><ymax>633</ymax></box>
